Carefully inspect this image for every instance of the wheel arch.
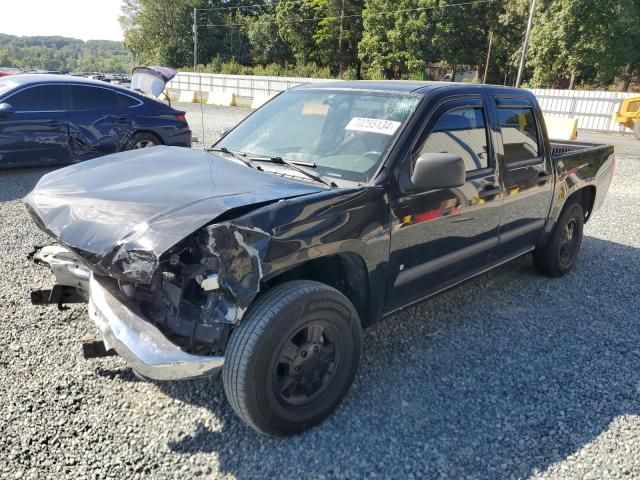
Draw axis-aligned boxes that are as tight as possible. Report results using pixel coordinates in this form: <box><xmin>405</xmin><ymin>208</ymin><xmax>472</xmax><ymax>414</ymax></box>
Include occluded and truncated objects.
<box><xmin>129</xmin><ymin>129</ymin><xmax>164</xmax><ymax>147</ymax></box>
<box><xmin>261</xmin><ymin>252</ymin><xmax>370</xmax><ymax>328</ymax></box>
<box><xmin>566</xmin><ymin>185</ymin><xmax>596</xmax><ymax>223</ymax></box>
<box><xmin>538</xmin><ymin>184</ymin><xmax>596</xmax><ymax>249</ymax></box>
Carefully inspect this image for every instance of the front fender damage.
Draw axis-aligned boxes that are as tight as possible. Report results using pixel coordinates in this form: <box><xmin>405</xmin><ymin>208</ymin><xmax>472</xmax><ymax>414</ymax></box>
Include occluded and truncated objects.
<box><xmin>136</xmin><ymin>222</ymin><xmax>270</xmax><ymax>355</ymax></box>
<box><xmin>199</xmin><ymin>223</ymin><xmax>269</xmax><ymax>322</ymax></box>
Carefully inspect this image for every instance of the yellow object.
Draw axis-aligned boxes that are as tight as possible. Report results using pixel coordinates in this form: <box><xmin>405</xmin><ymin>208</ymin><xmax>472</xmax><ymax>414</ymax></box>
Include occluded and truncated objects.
<box><xmin>207</xmin><ymin>91</ymin><xmax>237</xmax><ymax>107</ymax></box>
<box><xmin>544</xmin><ymin>116</ymin><xmax>578</xmax><ymax>141</ymax></box>
<box><xmin>613</xmin><ymin>96</ymin><xmax>640</xmax><ymax>131</ymax></box>
<box><xmin>178</xmin><ymin>90</ymin><xmax>198</xmax><ymax>103</ymax></box>
<box><xmin>302</xmin><ymin>101</ymin><xmax>329</xmax><ymax>116</ymax></box>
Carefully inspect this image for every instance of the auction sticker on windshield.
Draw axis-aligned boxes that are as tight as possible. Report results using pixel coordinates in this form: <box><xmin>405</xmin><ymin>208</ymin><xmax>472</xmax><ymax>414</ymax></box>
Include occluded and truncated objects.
<box><xmin>345</xmin><ymin>117</ymin><xmax>401</xmax><ymax>136</ymax></box>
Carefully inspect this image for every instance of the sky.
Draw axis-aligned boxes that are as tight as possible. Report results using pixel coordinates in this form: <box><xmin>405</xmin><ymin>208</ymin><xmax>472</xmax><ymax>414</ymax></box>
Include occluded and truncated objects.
<box><xmin>1</xmin><ymin>0</ymin><xmax>124</xmax><ymax>41</ymax></box>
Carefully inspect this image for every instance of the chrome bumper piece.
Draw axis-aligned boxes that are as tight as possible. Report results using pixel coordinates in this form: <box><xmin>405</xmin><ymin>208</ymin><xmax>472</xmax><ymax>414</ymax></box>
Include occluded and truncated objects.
<box><xmin>88</xmin><ymin>275</ymin><xmax>224</xmax><ymax>381</ymax></box>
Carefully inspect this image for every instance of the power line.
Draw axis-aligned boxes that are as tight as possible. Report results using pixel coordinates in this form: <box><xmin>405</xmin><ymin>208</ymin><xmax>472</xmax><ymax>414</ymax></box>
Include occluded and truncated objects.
<box><xmin>198</xmin><ymin>0</ymin><xmax>495</xmax><ymax>27</ymax></box>
<box><xmin>195</xmin><ymin>0</ymin><xmax>308</xmax><ymax>13</ymax></box>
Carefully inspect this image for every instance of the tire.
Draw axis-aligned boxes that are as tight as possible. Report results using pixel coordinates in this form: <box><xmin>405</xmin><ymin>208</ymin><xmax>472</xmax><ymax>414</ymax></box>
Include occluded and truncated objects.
<box><xmin>533</xmin><ymin>201</ymin><xmax>584</xmax><ymax>277</ymax></box>
<box><xmin>223</xmin><ymin>280</ymin><xmax>362</xmax><ymax>437</ymax></box>
<box><xmin>127</xmin><ymin>132</ymin><xmax>161</xmax><ymax>150</ymax></box>
<box><xmin>633</xmin><ymin>121</ymin><xmax>640</xmax><ymax>141</ymax></box>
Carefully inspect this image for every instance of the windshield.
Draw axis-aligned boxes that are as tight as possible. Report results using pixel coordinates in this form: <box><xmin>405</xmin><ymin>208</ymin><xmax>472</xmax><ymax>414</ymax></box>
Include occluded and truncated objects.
<box><xmin>216</xmin><ymin>89</ymin><xmax>420</xmax><ymax>183</ymax></box>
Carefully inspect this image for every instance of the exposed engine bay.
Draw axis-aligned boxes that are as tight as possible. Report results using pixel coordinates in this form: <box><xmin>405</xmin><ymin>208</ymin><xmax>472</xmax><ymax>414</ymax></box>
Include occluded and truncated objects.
<box><xmin>33</xmin><ymin>222</ymin><xmax>271</xmax><ymax>356</ymax></box>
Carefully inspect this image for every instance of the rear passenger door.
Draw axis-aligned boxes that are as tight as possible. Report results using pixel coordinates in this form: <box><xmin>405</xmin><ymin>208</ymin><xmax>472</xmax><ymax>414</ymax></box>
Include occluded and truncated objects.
<box><xmin>68</xmin><ymin>85</ymin><xmax>134</xmax><ymax>161</ymax></box>
<box><xmin>388</xmin><ymin>96</ymin><xmax>503</xmax><ymax>311</ymax></box>
<box><xmin>494</xmin><ymin>97</ymin><xmax>554</xmax><ymax>257</ymax></box>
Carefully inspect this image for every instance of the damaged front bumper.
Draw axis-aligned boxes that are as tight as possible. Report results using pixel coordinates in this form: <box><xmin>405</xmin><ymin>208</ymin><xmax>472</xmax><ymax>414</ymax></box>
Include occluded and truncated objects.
<box><xmin>31</xmin><ymin>245</ymin><xmax>224</xmax><ymax>381</ymax></box>
<box><xmin>88</xmin><ymin>275</ymin><xmax>224</xmax><ymax>380</ymax></box>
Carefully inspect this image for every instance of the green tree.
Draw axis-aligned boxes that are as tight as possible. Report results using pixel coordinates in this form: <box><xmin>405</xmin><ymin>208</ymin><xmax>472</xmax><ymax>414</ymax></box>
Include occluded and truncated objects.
<box><xmin>433</xmin><ymin>0</ymin><xmax>501</xmax><ymax>81</ymax></box>
<box><xmin>610</xmin><ymin>0</ymin><xmax>640</xmax><ymax>91</ymax></box>
<box><xmin>359</xmin><ymin>0</ymin><xmax>441</xmax><ymax>79</ymax></box>
<box><xmin>526</xmin><ymin>0</ymin><xmax>621</xmax><ymax>88</ymax></box>
<box><xmin>247</xmin><ymin>13</ymin><xmax>292</xmax><ymax>65</ymax></box>
<box><xmin>276</xmin><ymin>0</ymin><xmax>324</xmax><ymax>65</ymax></box>
<box><xmin>314</xmin><ymin>0</ymin><xmax>364</xmax><ymax>76</ymax></box>
<box><xmin>120</xmin><ymin>0</ymin><xmax>198</xmax><ymax>67</ymax></box>
<box><xmin>0</xmin><ymin>34</ymin><xmax>131</xmax><ymax>72</ymax></box>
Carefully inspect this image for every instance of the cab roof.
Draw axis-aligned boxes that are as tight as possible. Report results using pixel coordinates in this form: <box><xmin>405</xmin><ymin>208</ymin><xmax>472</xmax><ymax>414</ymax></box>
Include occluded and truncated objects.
<box><xmin>295</xmin><ymin>80</ymin><xmax>524</xmax><ymax>96</ymax></box>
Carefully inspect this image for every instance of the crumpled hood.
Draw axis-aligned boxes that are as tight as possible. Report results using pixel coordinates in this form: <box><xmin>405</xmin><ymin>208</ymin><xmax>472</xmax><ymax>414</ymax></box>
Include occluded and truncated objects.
<box><xmin>24</xmin><ymin>146</ymin><xmax>323</xmax><ymax>283</ymax></box>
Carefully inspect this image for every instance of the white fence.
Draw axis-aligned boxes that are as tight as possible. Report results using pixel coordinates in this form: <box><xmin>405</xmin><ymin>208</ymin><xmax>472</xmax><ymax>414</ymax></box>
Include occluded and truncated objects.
<box><xmin>529</xmin><ymin>88</ymin><xmax>634</xmax><ymax>134</ymax></box>
<box><xmin>167</xmin><ymin>72</ymin><xmax>336</xmax><ymax>100</ymax></box>
<box><xmin>168</xmin><ymin>72</ymin><xmax>635</xmax><ymax>133</ymax></box>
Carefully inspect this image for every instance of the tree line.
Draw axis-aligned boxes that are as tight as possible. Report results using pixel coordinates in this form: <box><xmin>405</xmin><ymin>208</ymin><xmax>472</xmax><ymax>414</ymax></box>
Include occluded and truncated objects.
<box><xmin>0</xmin><ymin>34</ymin><xmax>132</xmax><ymax>73</ymax></box>
<box><xmin>121</xmin><ymin>0</ymin><xmax>640</xmax><ymax>90</ymax></box>
<box><xmin>123</xmin><ymin>0</ymin><xmax>640</xmax><ymax>90</ymax></box>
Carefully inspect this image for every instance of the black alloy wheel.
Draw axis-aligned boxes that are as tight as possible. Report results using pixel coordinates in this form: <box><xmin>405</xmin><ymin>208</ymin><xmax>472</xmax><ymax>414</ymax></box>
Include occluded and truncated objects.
<box><xmin>271</xmin><ymin>321</ymin><xmax>343</xmax><ymax>408</ymax></box>
<box><xmin>223</xmin><ymin>280</ymin><xmax>362</xmax><ymax>436</ymax></box>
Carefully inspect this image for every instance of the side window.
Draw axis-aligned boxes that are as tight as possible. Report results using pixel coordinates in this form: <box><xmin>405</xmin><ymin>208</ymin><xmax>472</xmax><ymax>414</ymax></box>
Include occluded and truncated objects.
<box><xmin>497</xmin><ymin>107</ymin><xmax>540</xmax><ymax>164</ymax></box>
<box><xmin>8</xmin><ymin>85</ymin><xmax>65</xmax><ymax>112</ymax></box>
<box><xmin>418</xmin><ymin>107</ymin><xmax>489</xmax><ymax>172</ymax></box>
<box><xmin>70</xmin><ymin>86</ymin><xmax>118</xmax><ymax>110</ymax></box>
<box><xmin>117</xmin><ymin>93</ymin><xmax>140</xmax><ymax>108</ymax></box>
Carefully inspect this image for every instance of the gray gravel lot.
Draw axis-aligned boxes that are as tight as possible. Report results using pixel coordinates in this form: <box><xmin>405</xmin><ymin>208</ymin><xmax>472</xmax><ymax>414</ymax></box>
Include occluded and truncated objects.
<box><xmin>1</xmin><ymin>104</ymin><xmax>639</xmax><ymax>479</ymax></box>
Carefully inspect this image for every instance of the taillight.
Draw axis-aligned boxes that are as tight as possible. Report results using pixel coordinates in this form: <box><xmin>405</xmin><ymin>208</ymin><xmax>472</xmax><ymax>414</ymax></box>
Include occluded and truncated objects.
<box><xmin>176</xmin><ymin>114</ymin><xmax>187</xmax><ymax>124</ymax></box>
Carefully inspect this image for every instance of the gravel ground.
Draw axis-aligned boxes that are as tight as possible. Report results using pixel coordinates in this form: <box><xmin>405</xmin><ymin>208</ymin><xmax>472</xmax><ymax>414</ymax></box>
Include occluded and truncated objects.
<box><xmin>1</xmin><ymin>105</ymin><xmax>639</xmax><ymax>479</ymax></box>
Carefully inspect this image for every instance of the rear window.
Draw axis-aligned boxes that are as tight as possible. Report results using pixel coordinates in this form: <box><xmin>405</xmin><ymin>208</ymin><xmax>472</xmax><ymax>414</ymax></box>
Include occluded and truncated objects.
<box><xmin>498</xmin><ymin>107</ymin><xmax>540</xmax><ymax>164</ymax></box>
<box><xmin>70</xmin><ymin>85</ymin><xmax>118</xmax><ymax>110</ymax></box>
<box><xmin>117</xmin><ymin>93</ymin><xmax>140</xmax><ymax>108</ymax></box>
<box><xmin>7</xmin><ymin>85</ymin><xmax>66</xmax><ymax>112</ymax></box>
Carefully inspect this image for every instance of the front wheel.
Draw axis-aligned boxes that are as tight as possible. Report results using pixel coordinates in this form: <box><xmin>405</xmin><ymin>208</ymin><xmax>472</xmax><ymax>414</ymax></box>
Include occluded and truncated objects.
<box><xmin>533</xmin><ymin>201</ymin><xmax>584</xmax><ymax>277</ymax></box>
<box><xmin>633</xmin><ymin>121</ymin><xmax>640</xmax><ymax>141</ymax></box>
<box><xmin>223</xmin><ymin>281</ymin><xmax>362</xmax><ymax>436</ymax></box>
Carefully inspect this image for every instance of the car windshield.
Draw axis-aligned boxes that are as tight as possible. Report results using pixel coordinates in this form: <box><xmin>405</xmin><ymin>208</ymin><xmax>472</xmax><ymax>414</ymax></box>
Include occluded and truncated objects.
<box><xmin>216</xmin><ymin>89</ymin><xmax>421</xmax><ymax>183</ymax></box>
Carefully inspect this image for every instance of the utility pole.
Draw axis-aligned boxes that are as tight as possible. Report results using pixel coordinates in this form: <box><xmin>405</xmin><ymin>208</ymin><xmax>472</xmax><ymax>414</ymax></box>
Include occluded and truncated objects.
<box><xmin>516</xmin><ymin>0</ymin><xmax>538</xmax><ymax>87</ymax></box>
<box><xmin>192</xmin><ymin>7</ymin><xmax>198</xmax><ymax>71</ymax></box>
<box><xmin>338</xmin><ymin>0</ymin><xmax>346</xmax><ymax>77</ymax></box>
<box><xmin>483</xmin><ymin>31</ymin><xmax>493</xmax><ymax>84</ymax></box>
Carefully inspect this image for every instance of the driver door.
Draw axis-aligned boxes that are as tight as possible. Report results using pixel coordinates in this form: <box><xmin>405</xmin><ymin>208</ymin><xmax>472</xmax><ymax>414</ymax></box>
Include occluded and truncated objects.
<box><xmin>387</xmin><ymin>96</ymin><xmax>504</xmax><ymax>312</ymax></box>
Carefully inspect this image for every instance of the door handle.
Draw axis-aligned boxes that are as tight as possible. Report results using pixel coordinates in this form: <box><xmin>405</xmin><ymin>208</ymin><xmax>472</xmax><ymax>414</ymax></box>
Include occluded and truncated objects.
<box><xmin>537</xmin><ymin>172</ymin><xmax>551</xmax><ymax>184</ymax></box>
<box><xmin>478</xmin><ymin>186</ymin><xmax>502</xmax><ymax>199</ymax></box>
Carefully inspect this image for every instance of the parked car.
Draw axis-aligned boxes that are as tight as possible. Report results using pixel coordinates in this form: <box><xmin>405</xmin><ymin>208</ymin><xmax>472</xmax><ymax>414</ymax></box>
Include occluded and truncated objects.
<box><xmin>0</xmin><ymin>67</ymin><xmax>23</xmax><ymax>77</ymax></box>
<box><xmin>0</xmin><ymin>74</ymin><xmax>191</xmax><ymax>168</ymax></box>
<box><xmin>27</xmin><ymin>81</ymin><xmax>615</xmax><ymax>436</ymax></box>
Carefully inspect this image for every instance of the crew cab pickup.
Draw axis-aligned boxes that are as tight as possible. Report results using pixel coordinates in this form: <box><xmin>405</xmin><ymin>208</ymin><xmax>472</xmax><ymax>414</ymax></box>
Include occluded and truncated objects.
<box><xmin>26</xmin><ymin>82</ymin><xmax>615</xmax><ymax>436</ymax></box>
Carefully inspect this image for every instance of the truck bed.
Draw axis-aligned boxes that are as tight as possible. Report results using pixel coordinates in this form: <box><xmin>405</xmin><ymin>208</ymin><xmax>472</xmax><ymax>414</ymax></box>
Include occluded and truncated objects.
<box><xmin>550</xmin><ymin>140</ymin><xmax>609</xmax><ymax>159</ymax></box>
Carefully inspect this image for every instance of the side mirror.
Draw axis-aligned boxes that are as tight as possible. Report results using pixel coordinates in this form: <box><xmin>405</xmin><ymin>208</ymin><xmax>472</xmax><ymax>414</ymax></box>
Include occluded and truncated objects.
<box><xmin>410</xmin><ymin>152</ymin><xmax>466</xmax><ymax>191</ymax></box>
<box><xmin>0</xmin><ymin>103</ymin><xmax>15</xmax><ymax>117</ymax></box>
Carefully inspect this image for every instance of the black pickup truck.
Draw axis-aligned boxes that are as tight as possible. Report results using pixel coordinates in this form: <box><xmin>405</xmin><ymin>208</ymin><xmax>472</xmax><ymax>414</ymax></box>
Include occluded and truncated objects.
<box><xmin>26</xmin><ymin>81</ymin><xmax>615</xmax><ymax>436</ymax></box>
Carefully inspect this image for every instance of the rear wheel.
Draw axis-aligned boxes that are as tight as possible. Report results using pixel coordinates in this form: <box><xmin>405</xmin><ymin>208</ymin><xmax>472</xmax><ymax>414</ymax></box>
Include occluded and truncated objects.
<box><xmin>127</xmin><ymin>132</ymin><xmax>161</xmax><ymax>150</ymax></box>
<box><xmin>533</xmin><ymin>201</ymin><xmax>584</xmax><ymax>277</ymax></box>
<box><xmin>223</xmin><ymin>280</ymin><xmax>362</xmax><ymax>436</ymax></box>
<box><xmin>633</xmin><ymin>121</ymin><xmax>640</xmax><ymax>140</ymax></box>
